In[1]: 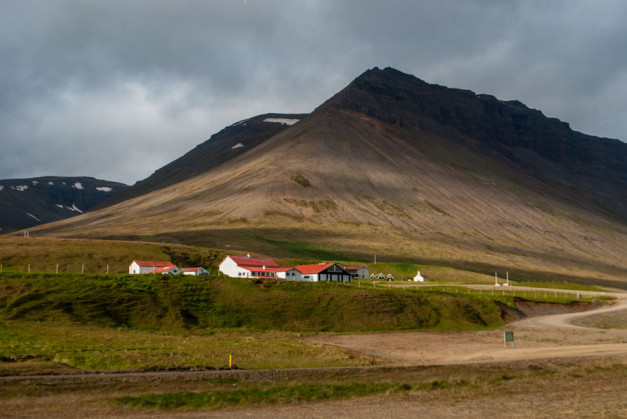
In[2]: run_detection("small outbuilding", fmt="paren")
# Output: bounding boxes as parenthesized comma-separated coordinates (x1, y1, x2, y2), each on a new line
(181, 267, 210, 276)
(129, 260, 177, 274)
(343, 265, 370, 279)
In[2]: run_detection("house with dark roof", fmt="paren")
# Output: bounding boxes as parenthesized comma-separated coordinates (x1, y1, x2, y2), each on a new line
(290, 263, 352, 282)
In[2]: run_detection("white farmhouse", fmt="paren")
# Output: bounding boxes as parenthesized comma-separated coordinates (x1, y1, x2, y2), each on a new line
(219, 255, 280, 279)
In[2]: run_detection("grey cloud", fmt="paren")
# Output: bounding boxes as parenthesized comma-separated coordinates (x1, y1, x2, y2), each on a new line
(1, 0, 625, 184)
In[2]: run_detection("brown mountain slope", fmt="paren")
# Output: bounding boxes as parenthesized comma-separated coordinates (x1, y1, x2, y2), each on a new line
(24, 68, 627, 284)
(97, 113, 307, 209)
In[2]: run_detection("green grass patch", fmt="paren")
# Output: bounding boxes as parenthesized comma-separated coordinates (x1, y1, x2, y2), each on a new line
(114, 382, 398, 410)
(0, 320, 366, 370)
(252, 236, 357, 262)
(0, 273, 504, 334)
(291, 175, 311, 187)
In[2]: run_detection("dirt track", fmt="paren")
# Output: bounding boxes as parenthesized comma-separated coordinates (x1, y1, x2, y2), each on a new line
(304, 291, 627, 366)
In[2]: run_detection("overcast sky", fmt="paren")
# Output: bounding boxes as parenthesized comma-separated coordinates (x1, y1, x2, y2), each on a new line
(1, 0, 626, 185)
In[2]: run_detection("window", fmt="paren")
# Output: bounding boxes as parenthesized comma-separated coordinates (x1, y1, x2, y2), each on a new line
(304, 275, 310, 279)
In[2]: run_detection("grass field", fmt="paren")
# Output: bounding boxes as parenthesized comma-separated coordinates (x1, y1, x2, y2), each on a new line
(0, 269, 609, 372)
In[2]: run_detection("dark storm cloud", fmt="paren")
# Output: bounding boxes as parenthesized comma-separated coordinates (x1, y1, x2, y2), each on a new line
(1, 0, 625, 184)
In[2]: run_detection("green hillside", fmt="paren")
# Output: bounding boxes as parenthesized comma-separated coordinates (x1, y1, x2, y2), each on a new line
(0, 273, 503, 333)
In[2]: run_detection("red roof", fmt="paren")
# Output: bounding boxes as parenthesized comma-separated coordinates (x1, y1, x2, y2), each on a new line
(228, 255, 279, 268)
(295, 263, 335, 275)
(133, 260, 174, 268)
(153, 266, 178, 273)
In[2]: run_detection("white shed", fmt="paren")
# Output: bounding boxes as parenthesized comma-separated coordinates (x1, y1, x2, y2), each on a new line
(129, 260, 176, 274)
(181, 267, 210, 276)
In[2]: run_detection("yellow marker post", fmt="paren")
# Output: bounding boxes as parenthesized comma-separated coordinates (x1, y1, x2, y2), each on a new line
(229, 354, 232, 368)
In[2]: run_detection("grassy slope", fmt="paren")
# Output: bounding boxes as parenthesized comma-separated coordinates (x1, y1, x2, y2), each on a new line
(0, 271, 504, 371)
(0, 237, 226, 274)
(0, 273, 503, 333)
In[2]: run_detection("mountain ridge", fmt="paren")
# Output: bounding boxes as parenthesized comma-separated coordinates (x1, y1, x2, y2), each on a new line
(0, 176, 128, 233)
(19, 67, 627, 283)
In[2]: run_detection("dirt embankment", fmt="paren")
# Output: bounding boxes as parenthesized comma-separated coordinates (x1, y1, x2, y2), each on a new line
(496, 298, 601, 322)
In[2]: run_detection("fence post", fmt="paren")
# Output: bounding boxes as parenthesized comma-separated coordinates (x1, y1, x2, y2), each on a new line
(81, 264, 84, 274)
(56, 264, 59, 274)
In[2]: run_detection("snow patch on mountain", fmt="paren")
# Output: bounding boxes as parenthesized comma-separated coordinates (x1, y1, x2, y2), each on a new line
(26, 213, 41, 222)
(231, 118, 250, 127)
(73, 182, 84, 190)
(96, 186, 113, 192)
(12, 185, 28, 191)
(263, 118, 300, 125)
(66, 204, 83, 213)
(232, 143, 245, 149)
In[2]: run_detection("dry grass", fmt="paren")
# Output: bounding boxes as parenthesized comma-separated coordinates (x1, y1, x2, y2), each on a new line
(0, 358, 624, 418)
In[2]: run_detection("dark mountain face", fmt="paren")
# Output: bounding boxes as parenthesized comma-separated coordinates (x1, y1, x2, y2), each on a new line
(0, 176, 128, 233)
(328, 67, 627, 221)
(99, 113, 307, 208)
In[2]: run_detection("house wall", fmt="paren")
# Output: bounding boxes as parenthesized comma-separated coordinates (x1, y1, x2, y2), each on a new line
(283, 269, 300, 281)
(355, 266, 369, 279)
(183, 268, 209, 276)
(319, 271, 351, 282)
(219, 257, 246, 278)
(129, 262, 161, 274)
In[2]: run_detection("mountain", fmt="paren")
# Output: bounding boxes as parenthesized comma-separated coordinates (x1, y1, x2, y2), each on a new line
(22, 68, 627, 284)
(0, 176, 128, 233)
(98, 113, 307, 208)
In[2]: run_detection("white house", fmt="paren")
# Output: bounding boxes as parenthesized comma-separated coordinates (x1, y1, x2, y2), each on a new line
(291, 263, 352, 282)
(344, 265, 370, 279)
(219, 255, 280, 279)
(412, 270, 428, 282)
(129, 260, 178, 274)
(181, 267, 210, 276)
